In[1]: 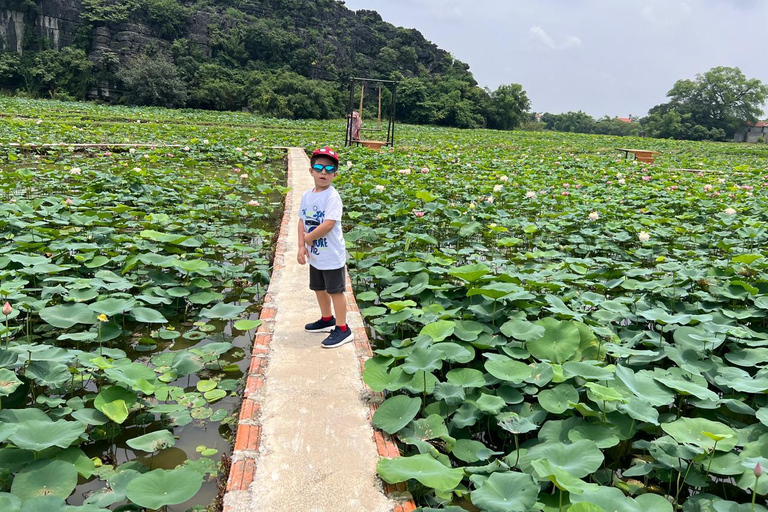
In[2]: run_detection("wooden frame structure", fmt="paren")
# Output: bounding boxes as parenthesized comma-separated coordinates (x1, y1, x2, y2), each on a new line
(345, 77, 397, 149)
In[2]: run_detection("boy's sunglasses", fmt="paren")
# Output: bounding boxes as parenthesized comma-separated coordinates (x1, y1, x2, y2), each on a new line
(311, 164, 337, 173)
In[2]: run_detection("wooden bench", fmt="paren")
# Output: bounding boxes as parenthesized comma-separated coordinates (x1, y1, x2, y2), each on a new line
(357, 140, 387, 150)
(616, 148, 659, 164)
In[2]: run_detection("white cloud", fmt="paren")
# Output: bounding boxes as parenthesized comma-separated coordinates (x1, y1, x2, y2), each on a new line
(528, 26, 581, 50)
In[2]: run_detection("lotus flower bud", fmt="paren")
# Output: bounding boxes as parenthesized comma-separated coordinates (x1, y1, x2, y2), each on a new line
(2, 302, 11, 316)
(756, 462, 763, 477)
(65, 197, 73, 206)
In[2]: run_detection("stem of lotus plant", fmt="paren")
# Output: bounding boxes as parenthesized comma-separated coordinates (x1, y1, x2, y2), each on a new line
(705, 442, 718, 483)
(513, 434, 520, 468)
(752, 472, 761, 512)
(559, 488, 563, 512)
(674, 458, 693, 505)
(98, 323, 103, 356)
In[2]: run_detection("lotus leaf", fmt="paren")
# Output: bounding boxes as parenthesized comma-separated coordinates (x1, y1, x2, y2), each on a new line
(378, 454, 464, 492)
(661, 417, 738, 451)
(126, 430, 175, 452)
(469, 471, 538, 512)
(538, 383, 579, 414)
(531, 458, 598, 493)
(0, 369, 22, 396)
(9, 420, 85, 451)
(570, 486, 673, 512)
(125, 467, 203, 509)
(11, 459, 78, 502)
(483, 356, 531, 383)
(528, 318, 581, 363)
(39, 304, 97, 328)
(373, 395, 422, 434)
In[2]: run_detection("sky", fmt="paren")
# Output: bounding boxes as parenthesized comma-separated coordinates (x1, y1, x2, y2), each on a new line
(342, 0, 768, 119)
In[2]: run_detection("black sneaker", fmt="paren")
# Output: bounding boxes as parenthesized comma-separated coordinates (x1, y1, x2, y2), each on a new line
(321, 327, 353, 349)
(305, 317, 336, 333)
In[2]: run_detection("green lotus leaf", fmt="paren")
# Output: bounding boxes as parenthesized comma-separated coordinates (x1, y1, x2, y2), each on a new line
(661, 417, 738, 451)
(204, 389, 227, 402)
(233, 319, 262, 331)
(199, 302, 247, 319)
(528, 317, 580, 363)
(563, 361, 614, 381)
(446, 368, 486, 388)
(196, 380, 217, 392)
(484, 356, 531, 383)
(419, 321, 455, 342)
(94, 386, 137, 424)
(54, 447, 95, 478)
(522, 440, 603, 478)
(11, 459, 78, 502)
(130, 307, 168, 323)
(125, 467, 203, 509)
(538, 383, 579, 414)
(89, 298, 136, 316)
(500, 318, 545, 342)
(467, 282, 523, 300)
(9, 420, 85, 451)
(570, 486, 673, 512)
(187, 291, 223, 305)
(475, 393, 506, 415)
(372, 395, 422, 434)
(0, 369, 23, 396)
(402, 347, 443, 374)
(0, 493, 20, 512)
(39, 303, 98, 328)
(452, 439, 493, 463)
(568, 504, 607, 512)
(470, 471, 538, 512)
(448, 263, 490, 283)
(126, 430, 175, 452)
(531, 458, 598, 494)
(434, 342, 475, 364)
(568, 423, 621, 449)
(377, 454, 463, 492)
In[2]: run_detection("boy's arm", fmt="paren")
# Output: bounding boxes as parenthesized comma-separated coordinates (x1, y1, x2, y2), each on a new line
(297, 219, 308, 265)
(303, 220, 336, 243)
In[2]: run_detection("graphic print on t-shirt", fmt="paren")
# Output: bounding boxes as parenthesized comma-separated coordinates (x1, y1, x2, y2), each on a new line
(303, 205, 328, 255)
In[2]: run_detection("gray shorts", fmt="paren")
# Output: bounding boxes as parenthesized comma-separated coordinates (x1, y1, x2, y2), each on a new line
(309, 265, 346, 294)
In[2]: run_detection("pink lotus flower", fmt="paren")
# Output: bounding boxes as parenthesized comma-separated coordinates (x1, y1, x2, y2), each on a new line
(412, 209, 425, 217)
(248, 200, 260, 206)
(2, 302, 11, 316)
(618, 178, 626, 185)
(525, 191, 536, 198)
(375, 185, 385, 192)
(493, 184, 503, 192)
(421, 167, 429, 174)
(642, 176, 651, 181)
(69, 167, 82, 175)
(575, 184, 583, 189)
(563, 183, 570, 188)
(588, 211, 599, 221)
(65, 197, 73, 206)
(704, 184, 713, 191)
(398, 169, 411, 175)
(561, 191, 570, 196)
(724, 207, 736, 215)
(233, 168, 241, 173)
(104, 152, 112, 156)
(500, 175, 508, 182)
(756, 462, 763, 477)
(240, 174, 249, 179)
(638, 231, 650, 242)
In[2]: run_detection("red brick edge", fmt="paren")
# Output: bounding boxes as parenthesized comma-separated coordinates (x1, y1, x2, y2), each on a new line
(223, 150, 295, 508)
(345, 273, 418, 512)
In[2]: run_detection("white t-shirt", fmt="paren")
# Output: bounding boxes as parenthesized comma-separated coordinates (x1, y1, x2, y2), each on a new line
(299, 186, 347, 270)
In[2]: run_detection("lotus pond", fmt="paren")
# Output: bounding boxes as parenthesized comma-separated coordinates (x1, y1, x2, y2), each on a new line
(338, 131, 768, 511)
(0, 98, 336, 512)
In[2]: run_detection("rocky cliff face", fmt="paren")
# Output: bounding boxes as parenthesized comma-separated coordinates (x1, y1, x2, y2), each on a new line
(0, 0, 81, 53)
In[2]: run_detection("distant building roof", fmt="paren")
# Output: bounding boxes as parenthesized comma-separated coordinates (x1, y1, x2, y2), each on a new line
(617, 117, 632, 123)
(754, 121, 768, 127)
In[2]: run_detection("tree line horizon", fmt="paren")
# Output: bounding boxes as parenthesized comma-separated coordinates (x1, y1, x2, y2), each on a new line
(0, 0, 765, 141)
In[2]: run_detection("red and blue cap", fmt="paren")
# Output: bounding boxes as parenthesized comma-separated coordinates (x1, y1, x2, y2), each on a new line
(311, 146, 339, 165)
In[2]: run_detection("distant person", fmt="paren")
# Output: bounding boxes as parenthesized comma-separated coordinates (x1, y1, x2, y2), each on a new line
(351, 111, 362, 140)
(297, 146, 352, 348)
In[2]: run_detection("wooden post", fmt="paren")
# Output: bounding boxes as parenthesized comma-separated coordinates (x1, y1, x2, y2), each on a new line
(359, 84, 364, 125)
(377, 86, 382, 131)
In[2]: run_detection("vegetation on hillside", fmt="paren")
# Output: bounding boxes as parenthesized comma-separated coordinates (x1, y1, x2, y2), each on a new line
(0, 0, 530, 129)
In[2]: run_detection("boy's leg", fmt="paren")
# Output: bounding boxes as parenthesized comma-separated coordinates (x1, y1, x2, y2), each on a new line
(329, 292, 347, 327)
(314, 290, 333, 318)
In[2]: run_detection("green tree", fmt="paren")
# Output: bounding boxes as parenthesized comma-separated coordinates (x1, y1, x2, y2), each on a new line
(486, 83, 530, 130)
(117, 54, 187, 107)
(646, 66, 768, 139)
(541, 111, 596, 133)
(19, 48, 93, 99)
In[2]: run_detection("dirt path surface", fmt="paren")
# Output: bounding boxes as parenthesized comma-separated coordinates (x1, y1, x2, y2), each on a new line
(223, 148, 394, 512)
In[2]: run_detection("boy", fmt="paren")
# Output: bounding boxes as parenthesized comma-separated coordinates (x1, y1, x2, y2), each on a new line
(297, 146, 352, 349)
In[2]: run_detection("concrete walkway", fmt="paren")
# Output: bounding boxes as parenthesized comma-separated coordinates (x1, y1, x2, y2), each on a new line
(224, 148, 395, 511)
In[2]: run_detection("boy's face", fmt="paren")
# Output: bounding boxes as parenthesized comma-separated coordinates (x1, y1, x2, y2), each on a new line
(309, 155, 338, 188)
